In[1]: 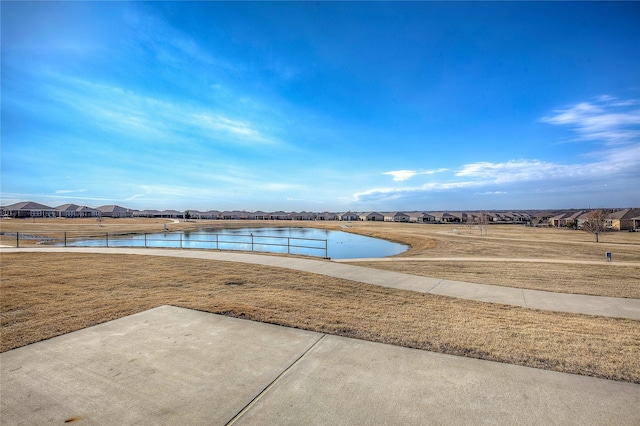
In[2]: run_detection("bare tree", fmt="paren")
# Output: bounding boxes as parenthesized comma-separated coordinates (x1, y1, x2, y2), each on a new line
(582, 209, 609, 243)
(479, 211, 488, 236)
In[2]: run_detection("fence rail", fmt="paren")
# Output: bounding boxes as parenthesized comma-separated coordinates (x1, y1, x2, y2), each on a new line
(1, 231, 329, 258)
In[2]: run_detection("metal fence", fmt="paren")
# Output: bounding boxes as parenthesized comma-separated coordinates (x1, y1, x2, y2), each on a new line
(3, 231, 329, 258)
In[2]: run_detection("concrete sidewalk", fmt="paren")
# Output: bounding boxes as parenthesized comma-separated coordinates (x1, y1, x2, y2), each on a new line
(2, 247, 639, 320)
(2, 305, 638, 425)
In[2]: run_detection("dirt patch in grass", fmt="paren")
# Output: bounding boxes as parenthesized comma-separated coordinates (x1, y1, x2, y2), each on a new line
(2, 252, 639, 383)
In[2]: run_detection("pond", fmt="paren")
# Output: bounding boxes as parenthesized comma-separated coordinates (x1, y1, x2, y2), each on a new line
(64, 227, 408, 259)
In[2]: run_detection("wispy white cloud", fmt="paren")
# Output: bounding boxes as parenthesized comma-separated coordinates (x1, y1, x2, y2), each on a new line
(383, 168, 447, 181)
(383, 170, 417, 182)
(355, 97, 640, 205)
(192, 114, 268, 142)
(474, 191, 507, 195)
(41, 75, 278, 148)
(541, 96, 640, 144)
(353, 180, 481, 202)
(125, 193, 147, 202)
(55, 189, 86, 194)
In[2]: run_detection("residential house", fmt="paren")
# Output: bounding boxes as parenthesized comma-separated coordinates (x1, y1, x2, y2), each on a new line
(384, 212, 410, 222)
(549, 213, 565, 227)
(56, 204, 100, 218)
(607, 208, 640, 231)
(269, 211, 291, 220)
(511, 212, 531, 223)
(133, 209, 161, 218)
(429, 212, 461, 223)
(2, 201, 57, 218)
(338, 212, 359, 221)
(408, 212, 435, 223)
(463, 212, 481, 223)
(202, 210, 221, 219)
(558, 211, 583, 227)
(575, 211, 593, 229)
(531, 211, 554, 227)
(485, 212, 503, 223)
(222, 210, 249, 220)
(291, 211, 315, 220)
(159, 210, 184, 218)
(96, 205, 133, 218)
(316, 212, 338, 221)
(249, 211, 268, 220)
(359, 212, 384, 221)
(187, 210, 205, 219)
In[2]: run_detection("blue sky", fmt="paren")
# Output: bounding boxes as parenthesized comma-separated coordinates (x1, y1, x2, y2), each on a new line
(2, 1, 639, 212)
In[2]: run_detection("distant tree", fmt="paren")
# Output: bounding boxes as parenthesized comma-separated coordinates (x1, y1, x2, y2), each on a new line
(479, 211, 488, 236)
(566, 220, 578, 230)
(465, 214, 474, 234)
(582, 209, 610, 243)
(184, 210, 191, 220)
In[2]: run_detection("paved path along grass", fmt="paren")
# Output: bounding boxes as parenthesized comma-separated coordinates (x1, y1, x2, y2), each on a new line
(3, 248, 640, 424)
(2, 305, 639, 425)
(3, 247, 639, 320)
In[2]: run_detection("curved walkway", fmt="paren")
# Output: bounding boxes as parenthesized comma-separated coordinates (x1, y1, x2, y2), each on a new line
(2, 247, 639, 320)
(340, 256, 640, 267)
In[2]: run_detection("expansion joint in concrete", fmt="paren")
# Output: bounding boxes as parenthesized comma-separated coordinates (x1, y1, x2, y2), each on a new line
(427, 279, 444, 293)
(225, 333, 327, 425)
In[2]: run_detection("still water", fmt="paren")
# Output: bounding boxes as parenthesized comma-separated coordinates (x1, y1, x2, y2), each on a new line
(67, 227, 407, 259)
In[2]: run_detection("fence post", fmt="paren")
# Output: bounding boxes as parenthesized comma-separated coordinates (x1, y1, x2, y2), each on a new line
(16, 232, 19, 248)
(106, 233, 109, 247)
(144, 233, 147, 248)
(325, 239, 328, 259)
(216, 234, 218, 250)
(251, 233, 254, 252)
(287, 237, 290, 254)
(180, 232, 182, 248)
(64, 232, 67, 247)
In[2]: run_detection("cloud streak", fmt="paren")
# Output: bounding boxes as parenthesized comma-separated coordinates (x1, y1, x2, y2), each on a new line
(541, 96, 640, 145)
(383, 168, 448, 182)
(355, 97, 640, 205)
(43, 76, 277, 148)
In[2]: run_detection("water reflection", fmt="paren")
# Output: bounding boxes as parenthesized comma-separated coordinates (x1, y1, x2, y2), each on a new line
(65, 227, 407, 259)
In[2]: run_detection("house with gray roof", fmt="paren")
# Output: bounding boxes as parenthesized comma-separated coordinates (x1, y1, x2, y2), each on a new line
(249, 211, 268, 220)
(221, 210, 249, 220)
(268, 211, 290, 220)
(56, 204, 100, 218)
(2, 201, 57, 218)
(429, 212, 461, 223)
(384, 212, 410, 222)
(291, 211, 315, 220)
(338, 212, 359, 221)
(316, 212, 338, 221)
(407, 212, 435, 223)
(96, 205, 133, 218)
(359, 212, 384, 221)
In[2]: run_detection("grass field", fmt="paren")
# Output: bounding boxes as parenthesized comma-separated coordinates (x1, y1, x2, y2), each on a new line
(1, 218, 639, 383)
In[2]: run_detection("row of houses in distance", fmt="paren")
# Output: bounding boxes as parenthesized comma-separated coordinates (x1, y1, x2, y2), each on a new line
(2, 201, 639, 230)
(543, 209, 640, 232)
(1, 202, 120, 218)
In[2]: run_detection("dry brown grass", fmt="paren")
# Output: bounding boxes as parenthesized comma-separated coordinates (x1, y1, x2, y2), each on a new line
(346, 261, 640, 298)
(2, 252, 639, 383)
(2, 218, 639, 383)
(6, 219, 637, 298)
